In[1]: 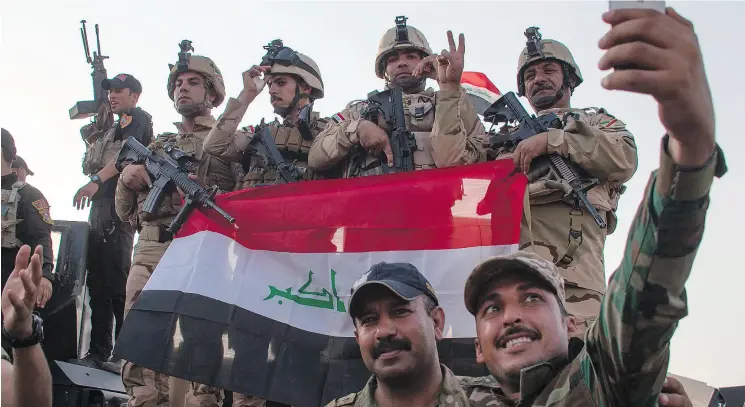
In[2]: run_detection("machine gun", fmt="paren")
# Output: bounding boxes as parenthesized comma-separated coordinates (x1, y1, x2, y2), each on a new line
(362, 87, 416, 173)
(484, 91, 607, 229)
(69, 20, 110, 121)
(244, 124, 307, 185)
(116, 137, 236, 235)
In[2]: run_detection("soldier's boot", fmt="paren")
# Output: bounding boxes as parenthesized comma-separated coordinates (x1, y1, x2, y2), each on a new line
(121, 361, 170, 407)
(183, 382, 224, 407)
(564, 285, 602, 338)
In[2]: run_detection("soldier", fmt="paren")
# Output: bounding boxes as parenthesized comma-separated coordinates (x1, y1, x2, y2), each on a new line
(307, 17, 487, 177)
(72, 73, 151, 369)
(10, 155, 33, 182)
(115, 52, 234, 407)
(462, 6, 724, 406)
(203, 42, 333, 407)
(490, 27, 638, 334)
(203, 40, 340, 191)
(325, 262, 497, 407)
(2, 129, 55, 357)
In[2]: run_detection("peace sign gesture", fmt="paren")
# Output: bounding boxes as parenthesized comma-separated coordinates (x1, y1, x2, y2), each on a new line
(436, 30, 466, 91)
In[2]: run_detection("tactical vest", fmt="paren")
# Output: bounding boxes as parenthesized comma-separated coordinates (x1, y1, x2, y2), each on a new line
(82, 125, 122, 175)
(351, 89, 437, 178)
(136, 128, 236, 230)
(238, 113, 333, 189)
(2, 181, 26, 249)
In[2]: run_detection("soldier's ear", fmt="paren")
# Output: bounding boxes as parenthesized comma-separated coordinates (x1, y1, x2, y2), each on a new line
(431, 306, 445, 341)
(564, 315, 578, 336)
(474, 338, 485, 364)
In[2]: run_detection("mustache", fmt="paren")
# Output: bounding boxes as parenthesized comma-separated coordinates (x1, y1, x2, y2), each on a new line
(532, 84, 554, 96)
(372, 337, 411, 359)
(270, 95, 283, 102)
(495, 325, 541, 348)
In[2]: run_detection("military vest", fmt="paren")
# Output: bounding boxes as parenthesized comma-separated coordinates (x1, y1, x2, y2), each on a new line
(135, 118, 236, 229)
(495, 107, 626, 234)
(1, 181, 26, 249)
(350, 89, 437, 178)
(82, 124, 120, 175)
(237, 112, 334, 189)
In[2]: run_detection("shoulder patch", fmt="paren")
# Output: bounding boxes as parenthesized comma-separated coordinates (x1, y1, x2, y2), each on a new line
(331, 113, 346, 124)
(598, 117, 627, 130)
(31, 199, 54, 225)
(326, 392, 357, 407)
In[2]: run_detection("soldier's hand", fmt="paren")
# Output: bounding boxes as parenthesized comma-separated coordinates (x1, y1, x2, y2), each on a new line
(512, 133, 548, 174)
(73, 181, 99, 210)
(412, 55, 439, 81)
(1, 245, 43, 340)
(242, 65, 271, 96)
(358, 120, 394, 167)
(435, 31, 466, 92)
(659, 376, 693, 407)
(36, 277, 53, 308)
(599, 7, 715, 166)
(121, 164, 152, 191)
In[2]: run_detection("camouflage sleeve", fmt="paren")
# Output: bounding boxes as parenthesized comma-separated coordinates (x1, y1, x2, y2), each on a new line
(546, 110, 638, 183)
(307, 102, 367, 172)
(18, 186, 54, 281)
(430, 88, 488, 167)
(114, 177, 138, 224)
(584, 136, 724, 407)
(203, 97, 253, 163)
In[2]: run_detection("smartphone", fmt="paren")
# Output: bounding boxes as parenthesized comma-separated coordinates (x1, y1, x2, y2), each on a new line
(609, 0, 665, 13)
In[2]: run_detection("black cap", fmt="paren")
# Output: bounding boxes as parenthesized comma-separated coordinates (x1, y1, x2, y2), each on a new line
(349, 262, 439, 317)
(1, 128, 16, 162)
(102, 73, 142, 93)
(10, 155, 33, 175)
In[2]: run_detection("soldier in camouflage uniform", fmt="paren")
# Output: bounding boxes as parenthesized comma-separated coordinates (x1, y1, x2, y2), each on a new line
(490, 28, 638, 335)
(462, 7, 725, 406)
(308, 17, 487, 177)
(325, 262, 498, 407)
(115, 53, 236, 407)
(204, 43, 340, 192)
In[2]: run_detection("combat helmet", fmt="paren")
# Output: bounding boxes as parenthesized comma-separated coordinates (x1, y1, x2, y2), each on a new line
(516, 27, 583, 97)
(261, 40, 324, 100)
(375, 16, 433, 79)
(167, 40, 226, 108)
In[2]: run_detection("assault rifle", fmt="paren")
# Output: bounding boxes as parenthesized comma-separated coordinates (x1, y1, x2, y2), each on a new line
(484, 91, 607, 229)
(244, 124, 307, 185)
(69, 20, 110, 121)
(116, 137, 236, 235)
(362, 87, 416, 173)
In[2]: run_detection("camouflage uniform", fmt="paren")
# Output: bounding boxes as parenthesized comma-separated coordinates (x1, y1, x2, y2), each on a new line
(465, 137, 725, 406)
(115, 55, 236, 407)
(492, 35, 638, 334)
(325, 365, 497, 407)
(307, 19, 487, 177)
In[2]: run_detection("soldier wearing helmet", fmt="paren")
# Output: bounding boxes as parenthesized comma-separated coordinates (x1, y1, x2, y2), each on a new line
(115, 42, 236, 407)
(308, 16, 487, 177)
(490, 27, 638, 336)
(204, 40, 343, 190)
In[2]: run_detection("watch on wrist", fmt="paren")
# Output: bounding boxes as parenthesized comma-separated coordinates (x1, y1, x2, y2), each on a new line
(90, 174, 103, 186)
(2, 314, 44, 349)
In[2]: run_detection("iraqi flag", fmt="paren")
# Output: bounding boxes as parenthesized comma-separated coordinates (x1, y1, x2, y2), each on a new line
(114, 160, 527, 407)
(461, 71, 502, 116)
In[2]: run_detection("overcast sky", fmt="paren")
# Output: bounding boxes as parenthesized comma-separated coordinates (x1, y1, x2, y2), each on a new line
(1, 0, 743, 388)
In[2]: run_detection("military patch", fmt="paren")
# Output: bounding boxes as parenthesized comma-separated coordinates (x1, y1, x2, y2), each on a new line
(331, 113, 346, 124)
(120, 114, 132, 129)
(115, 74, 129, 81)
(31, 199, 53, 225)
(599, 118, 626, 130)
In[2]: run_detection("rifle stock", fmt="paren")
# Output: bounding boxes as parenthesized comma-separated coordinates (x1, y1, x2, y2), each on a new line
(485, 91, 607, 229)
